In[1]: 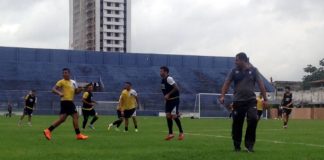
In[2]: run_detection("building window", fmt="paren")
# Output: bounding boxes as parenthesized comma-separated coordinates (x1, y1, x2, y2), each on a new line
(115, 26, 119, 29)
(107, 47, 111, 51)
(115, 18, 119, 22)
(115, 48, 119, 52)
(115, 10, 120, 14)
(107, 40, 112, 44)
(107, 10, 111, 14)
(107, 25, 111, 29)
(107, 2, 111, 6)
(115, 3, 120, 7)
(115, 40, 120, 44)
(107, 17, 111, 21)
(107, 32, 111, 36)
(115, 33, 120, 37)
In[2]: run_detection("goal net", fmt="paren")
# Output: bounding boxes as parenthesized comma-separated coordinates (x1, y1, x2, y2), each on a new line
(76, 101, 119, 115)
(194, 93, 233, 118)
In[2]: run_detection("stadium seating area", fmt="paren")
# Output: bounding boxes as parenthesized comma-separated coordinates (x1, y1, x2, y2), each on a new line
(0, 47, 274, 116)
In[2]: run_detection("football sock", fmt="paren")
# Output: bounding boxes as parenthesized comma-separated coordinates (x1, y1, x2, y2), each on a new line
(75, 128, 81, 134)
(48, 125, 56, 132)
(174, 117, 183, 133)
(90, 116, 98, 125)
(167, 118, 173, 134)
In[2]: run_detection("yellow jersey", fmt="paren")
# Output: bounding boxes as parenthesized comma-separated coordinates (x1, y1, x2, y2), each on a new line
(117, 89, 130, 110)
(55, 79, 77, 101)
(256, 96, 263, 111)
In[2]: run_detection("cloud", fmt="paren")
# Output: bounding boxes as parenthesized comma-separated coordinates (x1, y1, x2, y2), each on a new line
(131, 0, 324, 81)
(0, 0, 323, 81)
(0, 0, 69, 49)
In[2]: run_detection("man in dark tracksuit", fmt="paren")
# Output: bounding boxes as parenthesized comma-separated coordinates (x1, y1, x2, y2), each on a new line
(220, 52, 268, 152)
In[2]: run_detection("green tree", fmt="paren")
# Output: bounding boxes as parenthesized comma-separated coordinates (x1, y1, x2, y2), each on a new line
(302, 58, 324, 89)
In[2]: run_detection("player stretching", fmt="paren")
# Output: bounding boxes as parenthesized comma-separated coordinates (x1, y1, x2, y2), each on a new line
(19, 90, 37, 126)
(282, 86, 293, 129)
(160, 66, 184, 141)
(43, 68, 88, 140)
(220, 52, 268, 152)
(82, 84, 99, 130)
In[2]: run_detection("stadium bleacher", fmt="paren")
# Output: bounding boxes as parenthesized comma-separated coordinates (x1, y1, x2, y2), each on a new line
(0, 46, 274, 116)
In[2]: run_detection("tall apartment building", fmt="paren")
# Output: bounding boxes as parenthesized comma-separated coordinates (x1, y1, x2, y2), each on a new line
(69, 0, 131, 52)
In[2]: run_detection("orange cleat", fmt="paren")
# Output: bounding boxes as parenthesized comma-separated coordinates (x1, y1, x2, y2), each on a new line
(43, 129, 52, 140)
(76, 133, 88, 140)
(178, 133, 184, 140)
(164, 134, 175, 141)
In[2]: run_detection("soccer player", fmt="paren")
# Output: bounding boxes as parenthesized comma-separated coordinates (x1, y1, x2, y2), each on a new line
(82, 84, 99, 130)
(124, 82, 138, 132)
(256, 93, 264, 121)
(160, 66, 184, 141)
(6, 101, 13, 118)
(43, 68, 88, 140)
(107, 86, 129, 131)
(282, 86, 293, 129)
(130, 89, 139, 132)
(19, 90, 37, 126)
(220, 52, 268, 152)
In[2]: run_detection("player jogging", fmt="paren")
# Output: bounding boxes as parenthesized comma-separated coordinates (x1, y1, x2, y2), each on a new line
(160, 66, 184, 141)
(82, 83, 99, 130)
(220, 52, 268, 152)
(19, 90, 37, 126)
(43, 68, 88, 140)
(282, 86, 293, 129)
(256, 93, 264, 121)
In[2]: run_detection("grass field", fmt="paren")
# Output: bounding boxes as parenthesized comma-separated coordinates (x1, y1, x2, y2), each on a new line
(1, 115, 324, 160)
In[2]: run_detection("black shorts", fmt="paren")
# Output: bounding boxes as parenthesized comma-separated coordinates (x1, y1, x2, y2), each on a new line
(24, 107, 33, 116)
(60, 101, 77, 115)
(124, 108, 136, 118)
(282, 108, 292, 115)
(117, 110, 123, 118)
(165, 99, 180, 113)
(257, 110, 263, 118)
(82, 109, 96, 117)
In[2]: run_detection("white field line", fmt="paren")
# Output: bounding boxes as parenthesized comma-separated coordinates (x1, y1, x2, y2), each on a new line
(166, 132, 324, 148)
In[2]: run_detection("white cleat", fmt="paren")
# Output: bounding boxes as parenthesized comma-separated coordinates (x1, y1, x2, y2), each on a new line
(89, 125, 95, 130)
(27, 122, 32, 127)
(107, 123, 113, 131)
(134, 129, 138, 132)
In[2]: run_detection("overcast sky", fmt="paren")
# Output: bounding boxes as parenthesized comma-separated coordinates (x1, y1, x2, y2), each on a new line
(1, 0, 323, 81)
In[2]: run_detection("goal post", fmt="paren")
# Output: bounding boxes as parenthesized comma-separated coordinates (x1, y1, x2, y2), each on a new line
(194, 93, 233, 118)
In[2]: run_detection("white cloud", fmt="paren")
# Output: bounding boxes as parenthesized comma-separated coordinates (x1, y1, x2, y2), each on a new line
(0, 0, 323, 81)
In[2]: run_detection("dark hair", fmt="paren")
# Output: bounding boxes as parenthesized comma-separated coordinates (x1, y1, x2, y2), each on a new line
(31, 89, 36, 93)
(86, 83, 93, 88)
(236, 52, 249, 63)
(160, 66, 169, 73)
(125, 82, 132, 86)
(62, 68, 70, 73)
(285, 86, 291, 90)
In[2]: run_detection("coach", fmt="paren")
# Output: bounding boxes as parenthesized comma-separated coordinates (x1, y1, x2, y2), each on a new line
(219, 52, 268, 152)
